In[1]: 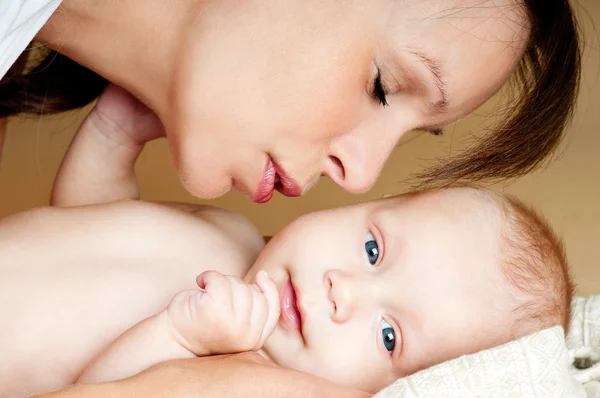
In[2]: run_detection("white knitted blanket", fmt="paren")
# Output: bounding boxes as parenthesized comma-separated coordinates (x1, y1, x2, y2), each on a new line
(374, 296, 600, 398)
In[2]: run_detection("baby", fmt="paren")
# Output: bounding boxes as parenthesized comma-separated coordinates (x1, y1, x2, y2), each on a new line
(0, 92, 573, 396)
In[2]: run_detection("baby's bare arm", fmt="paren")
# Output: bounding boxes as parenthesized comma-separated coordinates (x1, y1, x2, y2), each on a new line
(39, 353, 372, 398)
(79, 270, 279, 384)
(78, 312, 195, 384)
(49, 86, 263, 253)
(51, 84, 164, 206)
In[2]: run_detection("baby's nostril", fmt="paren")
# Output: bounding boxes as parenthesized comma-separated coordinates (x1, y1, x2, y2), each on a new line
(329, 156, 345, 180)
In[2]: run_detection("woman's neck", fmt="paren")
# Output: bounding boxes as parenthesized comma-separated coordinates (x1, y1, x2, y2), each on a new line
(35, 0, 195, 115)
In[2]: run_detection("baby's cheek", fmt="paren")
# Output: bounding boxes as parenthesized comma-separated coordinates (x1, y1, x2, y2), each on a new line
(298, 345, 392, 393)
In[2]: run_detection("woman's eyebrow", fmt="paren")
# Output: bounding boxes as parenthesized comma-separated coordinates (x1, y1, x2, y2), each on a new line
(408, 50, 449, 115)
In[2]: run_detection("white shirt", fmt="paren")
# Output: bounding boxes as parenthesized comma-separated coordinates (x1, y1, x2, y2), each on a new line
(0, 0, 62, 79)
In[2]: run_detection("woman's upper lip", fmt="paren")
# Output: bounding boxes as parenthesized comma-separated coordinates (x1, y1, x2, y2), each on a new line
(272, 158, 302, 197)
(252, 157, 302, 203)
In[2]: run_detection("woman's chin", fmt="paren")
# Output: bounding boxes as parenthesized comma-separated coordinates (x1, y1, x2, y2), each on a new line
(177, 169, 233, 199)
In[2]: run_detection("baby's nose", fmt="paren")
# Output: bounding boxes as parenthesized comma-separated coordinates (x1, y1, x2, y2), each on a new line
(324, 270, 357, 323)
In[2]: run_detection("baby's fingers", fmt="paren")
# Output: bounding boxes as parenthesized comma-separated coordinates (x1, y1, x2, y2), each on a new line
(196, 270, 231, 302)
(254, 271, 280, 348)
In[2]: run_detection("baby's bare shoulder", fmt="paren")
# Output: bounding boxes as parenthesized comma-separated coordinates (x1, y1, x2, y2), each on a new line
(153, 201, 264, 254)
(0, 200, 264, 277)
(107, 200, 265, 273)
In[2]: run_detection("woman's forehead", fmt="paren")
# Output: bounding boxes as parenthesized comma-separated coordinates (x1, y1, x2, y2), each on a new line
(383, 0, 529, 123)
(387, 0, 529, 58)
(393, 0, 527, 20)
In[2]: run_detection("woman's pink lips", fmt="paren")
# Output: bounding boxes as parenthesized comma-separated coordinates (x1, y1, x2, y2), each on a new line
(253, 157, 302, 202)
(253, 159, 276, 203)
(280, 278, 304, 339)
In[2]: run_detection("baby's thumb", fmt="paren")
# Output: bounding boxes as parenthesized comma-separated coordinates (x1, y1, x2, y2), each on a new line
(255, 271, 280, 347)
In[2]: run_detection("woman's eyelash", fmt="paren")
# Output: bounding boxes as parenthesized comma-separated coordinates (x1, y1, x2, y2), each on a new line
(372, 70, 389, 108)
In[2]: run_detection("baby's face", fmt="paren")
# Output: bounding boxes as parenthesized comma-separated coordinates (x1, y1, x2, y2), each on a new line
(245, 188, 517, 392)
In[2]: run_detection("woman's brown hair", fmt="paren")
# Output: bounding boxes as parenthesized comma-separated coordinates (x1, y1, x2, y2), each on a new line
(0, 46, 108, 117)
(418, 0, 581, 186)
(0, 0, 581, 185)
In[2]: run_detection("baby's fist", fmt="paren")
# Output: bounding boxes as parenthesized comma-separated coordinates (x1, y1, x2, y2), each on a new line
(167, 271, 280, 356)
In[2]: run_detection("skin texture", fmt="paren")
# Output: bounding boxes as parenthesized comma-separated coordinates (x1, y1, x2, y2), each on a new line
(38, 0, 529, 200)
(246, 188, 518, 392)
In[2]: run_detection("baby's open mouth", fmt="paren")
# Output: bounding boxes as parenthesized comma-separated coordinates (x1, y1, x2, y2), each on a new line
(280, 277, 304, 341)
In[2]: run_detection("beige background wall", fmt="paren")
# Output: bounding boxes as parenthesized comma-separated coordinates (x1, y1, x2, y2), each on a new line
(1, 1, 599, 295)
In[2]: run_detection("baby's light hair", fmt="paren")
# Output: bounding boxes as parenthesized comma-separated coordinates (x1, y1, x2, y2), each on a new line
(387, 185, 573, 338)
(490, 192, 574, 337)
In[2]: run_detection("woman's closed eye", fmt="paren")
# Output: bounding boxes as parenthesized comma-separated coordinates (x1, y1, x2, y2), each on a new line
(365, 231, 380, 265)
(371, 68, 389, 107)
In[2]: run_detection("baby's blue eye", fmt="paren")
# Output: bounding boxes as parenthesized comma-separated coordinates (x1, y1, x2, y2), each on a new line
(365, 232, 379, 265)
(380, 319, 395, 353)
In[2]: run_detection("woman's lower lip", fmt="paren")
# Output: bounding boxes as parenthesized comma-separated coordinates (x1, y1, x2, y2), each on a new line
(274, 182, 302, 197)
(280, 278, 303, 338)
(253, 159, 276, 203)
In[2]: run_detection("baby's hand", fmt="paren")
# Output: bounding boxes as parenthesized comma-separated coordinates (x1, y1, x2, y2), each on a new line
(51, 84, 165, 206)
(93, 84, 165, 146)
(166, 270, 280, 356)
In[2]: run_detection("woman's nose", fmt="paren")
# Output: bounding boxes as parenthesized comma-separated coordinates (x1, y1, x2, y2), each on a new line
(323, 132, 392, 194)
(325, 269, 358, 323)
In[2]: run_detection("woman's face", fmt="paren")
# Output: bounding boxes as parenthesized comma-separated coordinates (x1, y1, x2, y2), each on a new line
(168, 0, 528, 201)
